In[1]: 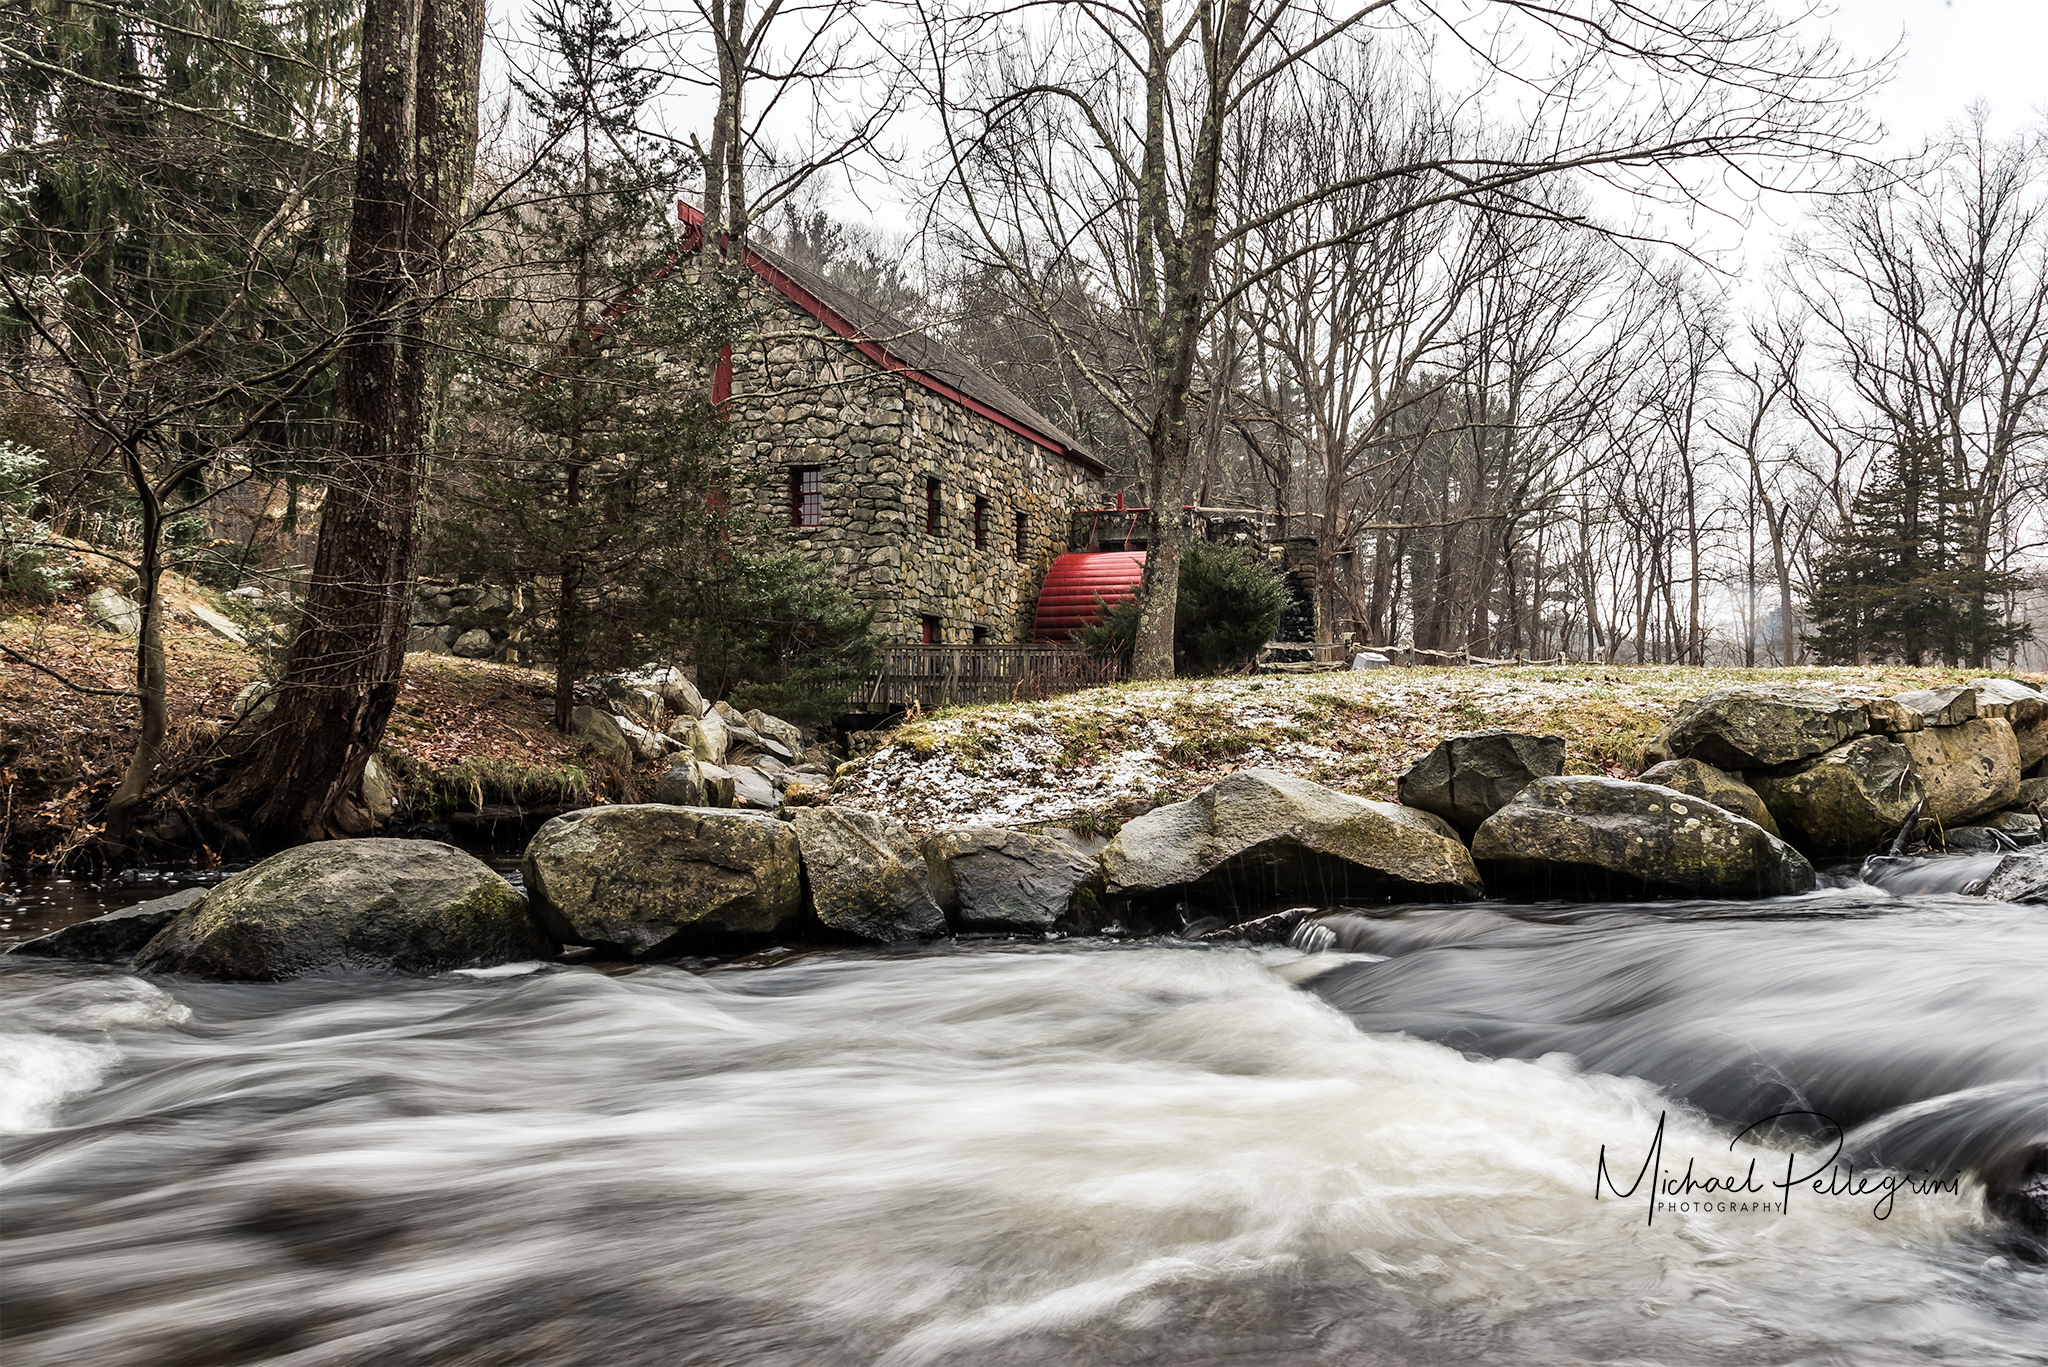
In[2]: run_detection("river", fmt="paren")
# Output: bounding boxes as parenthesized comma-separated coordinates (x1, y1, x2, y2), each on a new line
(2, 863, 2044, 1366)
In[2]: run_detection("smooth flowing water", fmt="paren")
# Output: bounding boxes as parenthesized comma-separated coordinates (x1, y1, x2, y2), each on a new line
(3, 871, 2045, 1366)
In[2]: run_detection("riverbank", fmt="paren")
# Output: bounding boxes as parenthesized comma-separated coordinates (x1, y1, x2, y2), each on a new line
(1, 574, 640, 863)
(6, 568, 2040, 863)
(829, 663, 2031, 831)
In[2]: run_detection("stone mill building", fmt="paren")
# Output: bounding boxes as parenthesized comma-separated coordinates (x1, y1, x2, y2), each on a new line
(679, 204, 1108, 645)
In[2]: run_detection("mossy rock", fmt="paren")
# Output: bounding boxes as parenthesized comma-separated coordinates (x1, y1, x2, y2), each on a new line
(134, 840, 549, 981)
(1753, 736, 1924, 857)
(1099, 768, 1483, 912)
(792, 807, 946, 942)
(1640, 757, 1780, 838)
(921, 825, 1105, 934)
(1472, 776, 1814, 900)
(523, 804, 802, 954)
(1899, 718, 2021, 826)
(1646, 686, 1869, 770)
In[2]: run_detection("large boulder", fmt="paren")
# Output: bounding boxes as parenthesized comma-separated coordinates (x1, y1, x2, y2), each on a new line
(1895, 685, 1977, 727)
(570, 705, 632, 765)
(1899, 718, 2022, 826)
(7, 887, 208, 962)
(1639, 757, 1780, 837)
(522, 805, 801, 954)
(472, 585, 515, 617)
(614, 714, 675, 762)
(451, 628, 496, 658)
(921, 826, 1104, 933)
(1646, 686, 1868, 770)
(2014, 775, 2048, 812)
(745, 709, 805, 755)
(1972, 679, 2048, 769)
(1966, 677, 2039, 720)
(1470, 776, 1815, 900)
(177, 600, 245, 644)
(1978, 850, 2048, 904)
(653, 759, 708, 807)
(724, 719, 792, 761)
(1396, 730, 1565, 837)
(1860, 696, 1925, 736)
(791, 808, 946, 941)
(1099, 769, 1483, 909)
(727, 764, 780, 810)
(666, 673, 707, 720)
(622, 665, 704, 720)
(696, 762, 737, 807)
(1753, 736, 1925, 856)
(672, 714, 730, 765)
(134, 841, 547, 980)
(86, 586, 142, 636)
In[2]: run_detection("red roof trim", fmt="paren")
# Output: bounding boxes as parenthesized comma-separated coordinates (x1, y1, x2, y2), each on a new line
(678, 202, 1104, 475)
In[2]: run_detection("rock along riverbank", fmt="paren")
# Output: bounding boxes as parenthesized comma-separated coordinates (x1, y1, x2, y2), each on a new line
(12, 677, 2046, 979)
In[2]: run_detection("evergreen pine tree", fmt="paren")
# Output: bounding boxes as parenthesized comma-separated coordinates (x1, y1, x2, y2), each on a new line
(0, 0, 357, 840)
(1804, 436, 2033, 665)
(436, 0, 738, 730)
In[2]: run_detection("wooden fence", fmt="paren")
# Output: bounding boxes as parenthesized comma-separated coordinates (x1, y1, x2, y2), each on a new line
(858, 645, 1122, 711)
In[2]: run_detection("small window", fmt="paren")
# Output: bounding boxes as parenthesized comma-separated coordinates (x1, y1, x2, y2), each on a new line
(790, 466, 822, 527)
(1014, 511, 1029, 558)
(974, 495, 988, 550)
(925, 477, 941, 535)
(921, 615, 939, 645)
(972, 625, 990, 645)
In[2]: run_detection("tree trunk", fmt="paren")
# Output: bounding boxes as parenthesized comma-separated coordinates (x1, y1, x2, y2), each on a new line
(1127, 0, 1251, 681)
(103, 441, 165, 841)
(555, 548, 583, 733)
(222, 0, 484, 837)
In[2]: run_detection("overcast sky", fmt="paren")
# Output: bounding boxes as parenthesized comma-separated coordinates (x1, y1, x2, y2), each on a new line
(603, 0, 2048, 261)
(1855, 0, 2047, 147)
(1665, 0, 2048, 292)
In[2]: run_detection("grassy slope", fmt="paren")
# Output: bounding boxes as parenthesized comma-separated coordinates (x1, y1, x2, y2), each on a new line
(829, 663, 2045, 834)
(1, 570, 636, 858)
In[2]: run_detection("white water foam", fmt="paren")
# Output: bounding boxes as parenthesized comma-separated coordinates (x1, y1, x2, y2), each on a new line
(0, 975, 189, 1137)
(3, 946, 2022, 1367)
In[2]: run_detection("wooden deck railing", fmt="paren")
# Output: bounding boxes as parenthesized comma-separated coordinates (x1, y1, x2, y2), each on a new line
(859, 644, 1122, 711)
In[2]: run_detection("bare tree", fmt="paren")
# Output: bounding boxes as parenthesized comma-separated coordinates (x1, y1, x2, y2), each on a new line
(920, 0, 1876, 678)
(1784, 111, 2048, 666)
(1232, 55, 1477, 650)
(667, 0, 903, 270)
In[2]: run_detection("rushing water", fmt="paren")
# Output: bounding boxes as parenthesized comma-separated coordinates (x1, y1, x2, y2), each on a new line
(3, 871, 2046, 1366)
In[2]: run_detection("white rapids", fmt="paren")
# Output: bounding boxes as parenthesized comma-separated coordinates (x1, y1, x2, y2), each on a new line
(3, 912, 2042, 1366)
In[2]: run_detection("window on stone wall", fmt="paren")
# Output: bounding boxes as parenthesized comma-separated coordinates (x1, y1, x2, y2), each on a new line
(921, 615, 939, 645)
(790, 466, 822, 527)
(974, 495, 988, 550)
(972, 625, 990, 645)
(1014, 511, 1028, 558)
(924, 477, 941, 535)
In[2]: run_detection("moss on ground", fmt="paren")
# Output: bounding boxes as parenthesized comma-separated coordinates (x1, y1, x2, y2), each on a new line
(830, 662, 2042, 834)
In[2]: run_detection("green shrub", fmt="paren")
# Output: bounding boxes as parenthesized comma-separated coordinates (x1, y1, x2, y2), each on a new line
(0, 443, 69, 601)
(1080, 539, 1289, 676)
(684, 549, 880, 730)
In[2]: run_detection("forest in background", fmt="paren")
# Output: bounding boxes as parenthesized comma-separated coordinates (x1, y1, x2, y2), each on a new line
(2, 0, 2044, 851)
